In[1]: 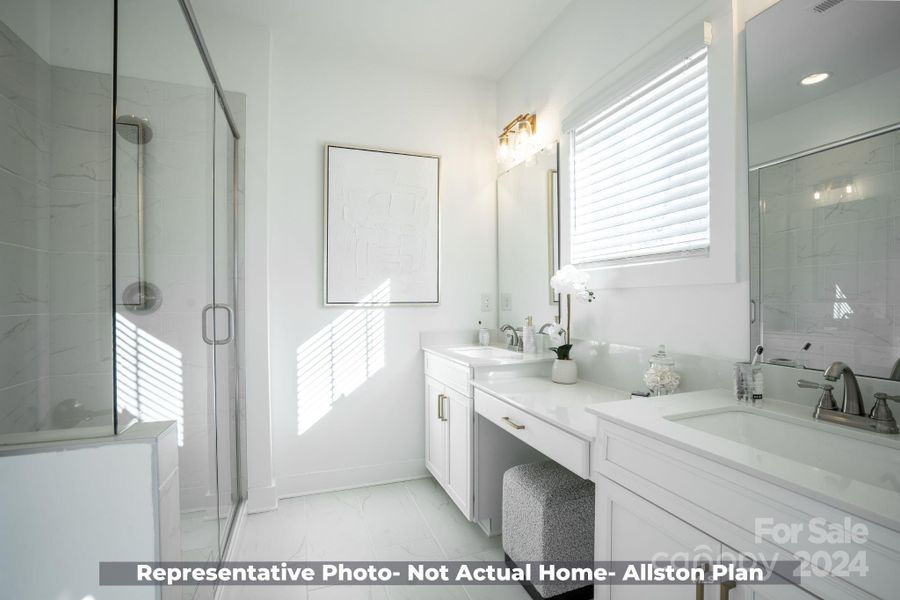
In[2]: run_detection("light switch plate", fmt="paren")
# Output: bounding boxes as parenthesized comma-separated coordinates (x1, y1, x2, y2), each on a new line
(480, 293, 492, 312)
(500, 293, 512, 311)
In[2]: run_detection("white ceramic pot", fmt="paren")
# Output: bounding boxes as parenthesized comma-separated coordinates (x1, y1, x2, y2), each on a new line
(551, 359, 577, 384)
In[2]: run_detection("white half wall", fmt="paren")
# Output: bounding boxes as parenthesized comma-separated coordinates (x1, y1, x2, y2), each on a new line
(0, 443, 158, 600)
(497, 0, 778, 360)
(265, 42, 497, 497)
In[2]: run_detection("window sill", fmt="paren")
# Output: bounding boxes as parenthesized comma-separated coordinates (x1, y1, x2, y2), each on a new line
(580, 248, 735, 290)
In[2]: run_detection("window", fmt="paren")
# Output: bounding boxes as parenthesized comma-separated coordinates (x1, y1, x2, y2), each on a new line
(569, 46, 710, 266)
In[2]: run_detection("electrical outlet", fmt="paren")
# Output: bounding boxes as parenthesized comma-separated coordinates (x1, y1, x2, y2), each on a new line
(480, 293, 493, 312)
(501, 293, 512, 311)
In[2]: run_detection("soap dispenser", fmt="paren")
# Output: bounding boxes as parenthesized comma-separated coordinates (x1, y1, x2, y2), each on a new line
(522, 316, 536, 353)
(478, 321, 490, 346)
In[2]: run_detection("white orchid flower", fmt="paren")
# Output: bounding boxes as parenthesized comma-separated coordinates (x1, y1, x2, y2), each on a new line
(549, 265, 595, 347)
(550, 264, 591, 294)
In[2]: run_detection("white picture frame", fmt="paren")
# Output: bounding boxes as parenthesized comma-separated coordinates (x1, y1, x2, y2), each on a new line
(324, 144, 441, 306)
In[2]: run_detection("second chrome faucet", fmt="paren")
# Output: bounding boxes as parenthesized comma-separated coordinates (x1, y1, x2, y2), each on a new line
(798, 361, 900, 434)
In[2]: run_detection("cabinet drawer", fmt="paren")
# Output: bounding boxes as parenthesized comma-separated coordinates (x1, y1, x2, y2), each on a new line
(424, 352, 471, 395)
(474, 389, 589, 477)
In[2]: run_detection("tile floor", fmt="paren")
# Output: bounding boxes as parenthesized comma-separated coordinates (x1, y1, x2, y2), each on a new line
(221, 477, 531, 600)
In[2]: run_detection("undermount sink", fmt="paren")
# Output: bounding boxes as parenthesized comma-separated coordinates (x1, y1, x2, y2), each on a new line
(668, 409, 900, 493)
(448, 346, 523, 359)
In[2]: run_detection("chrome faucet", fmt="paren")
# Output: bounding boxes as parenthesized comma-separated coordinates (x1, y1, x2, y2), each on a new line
(823, 361, 864, 416)
(499, 324, 520, 351)
(890, 357, 900, 381)
(797, 361, 900, 434)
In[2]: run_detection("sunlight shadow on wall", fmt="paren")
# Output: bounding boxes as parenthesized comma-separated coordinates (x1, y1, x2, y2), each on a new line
(296, 280, 390, 436)
(116, 313, 185, 445)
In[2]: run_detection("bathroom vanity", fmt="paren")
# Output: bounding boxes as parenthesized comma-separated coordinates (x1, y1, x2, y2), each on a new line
(588, 391, 900, 600)
(422, 345, 554, 521)
(422, 345, 630, 535)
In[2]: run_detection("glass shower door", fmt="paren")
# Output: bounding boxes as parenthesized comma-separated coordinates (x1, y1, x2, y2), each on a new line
(114, 0, 241, 585)
(212, 97, 240, 549)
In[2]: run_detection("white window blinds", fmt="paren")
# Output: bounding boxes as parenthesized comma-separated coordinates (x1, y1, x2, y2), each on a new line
(570, 46, 710, 266)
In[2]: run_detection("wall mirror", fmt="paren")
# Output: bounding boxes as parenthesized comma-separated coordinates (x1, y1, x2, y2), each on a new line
(747, 0, 900, 379)
(497, 144, 561, 329)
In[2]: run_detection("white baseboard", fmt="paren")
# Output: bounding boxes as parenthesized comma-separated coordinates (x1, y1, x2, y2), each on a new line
(246, 483, 279, 514)
(277, 459, 427, 499)
(179, 485, 217, 513)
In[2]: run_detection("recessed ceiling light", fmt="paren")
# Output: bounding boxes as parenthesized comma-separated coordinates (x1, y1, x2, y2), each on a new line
(800, 72, 830, 86)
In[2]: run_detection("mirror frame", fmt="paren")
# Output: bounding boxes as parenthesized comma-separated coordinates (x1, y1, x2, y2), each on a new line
(496, 142, 562, 328)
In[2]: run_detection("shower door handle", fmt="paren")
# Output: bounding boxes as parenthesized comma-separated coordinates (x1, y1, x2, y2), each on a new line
(201, 303, 235, 345)
(219, 304, 234, 345)
(202, 304, 215, 345)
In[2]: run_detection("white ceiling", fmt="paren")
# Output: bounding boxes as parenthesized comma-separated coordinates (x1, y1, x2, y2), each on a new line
(194, 0, 571, 80)
(747, 0, 900, 123)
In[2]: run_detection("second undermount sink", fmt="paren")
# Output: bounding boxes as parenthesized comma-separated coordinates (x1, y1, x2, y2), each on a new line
(448, 346, 524, 359)
(668, 409, 900, 493)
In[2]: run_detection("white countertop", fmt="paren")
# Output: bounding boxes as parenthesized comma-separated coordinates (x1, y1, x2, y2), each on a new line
(473, 376, 630, 439)
(587, 389, 900, 532)
(422, 345, 556, 368)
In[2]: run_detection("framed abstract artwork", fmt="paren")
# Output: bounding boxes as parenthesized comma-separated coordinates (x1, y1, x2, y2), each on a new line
(324, 144, 440, 305)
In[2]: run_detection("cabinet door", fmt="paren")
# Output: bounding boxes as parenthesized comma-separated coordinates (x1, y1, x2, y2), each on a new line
(721, 544, 820, 600)
(444, 387, 472, 519)
(595, 477, 721, 600)
(425, 377, 446, 483)
(729, 582, 820, 600)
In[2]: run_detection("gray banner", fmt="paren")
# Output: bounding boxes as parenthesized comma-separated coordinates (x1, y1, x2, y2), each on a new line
(99, 560, 803, 586)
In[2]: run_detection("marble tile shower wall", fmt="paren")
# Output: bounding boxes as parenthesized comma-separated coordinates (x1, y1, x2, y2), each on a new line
(0, 18, 114, 437)
(759, 130, 900, 377)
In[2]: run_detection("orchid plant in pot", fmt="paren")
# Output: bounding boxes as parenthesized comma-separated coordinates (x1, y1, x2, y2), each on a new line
(549, 265, 595, 384)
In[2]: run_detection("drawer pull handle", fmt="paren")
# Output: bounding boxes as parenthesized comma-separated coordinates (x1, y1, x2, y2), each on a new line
(437, 394, 446, 421)
(696, 563, 709, 600)
(502, 416, 525, 430)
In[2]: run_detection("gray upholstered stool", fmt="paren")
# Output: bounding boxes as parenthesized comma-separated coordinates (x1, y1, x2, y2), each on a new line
(502, 460, 595, 599)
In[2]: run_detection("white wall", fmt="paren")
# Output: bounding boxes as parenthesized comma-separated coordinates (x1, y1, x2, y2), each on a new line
(496, 0, 777, 360)
(194, 0, 788, 502)
(190, 6, 276, 512)
(265, 40, 497, 496)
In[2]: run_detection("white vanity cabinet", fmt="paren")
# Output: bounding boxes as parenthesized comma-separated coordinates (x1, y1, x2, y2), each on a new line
(588, 397, 898, 600)
(424, 353, 474, 519)
(595, 477, 821, 600)
(422, 346, 557, 524)
(596, 477, 721, 600)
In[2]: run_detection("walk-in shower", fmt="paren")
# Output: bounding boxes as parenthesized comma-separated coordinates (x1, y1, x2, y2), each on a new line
(0, 0, 246, 593)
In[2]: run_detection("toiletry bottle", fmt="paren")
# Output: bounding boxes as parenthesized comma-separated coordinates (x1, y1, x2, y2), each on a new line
(478, 321, 490, 346)
(750, 345, 764, 402)
(522, 316, 536, 353)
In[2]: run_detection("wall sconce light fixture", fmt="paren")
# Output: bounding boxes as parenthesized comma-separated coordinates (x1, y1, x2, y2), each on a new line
(498, 113, 537, 165)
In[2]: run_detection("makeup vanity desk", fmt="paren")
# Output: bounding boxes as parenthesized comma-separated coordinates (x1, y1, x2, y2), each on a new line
(422, 344, 628, 536)
(472, 376, 629, 534)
